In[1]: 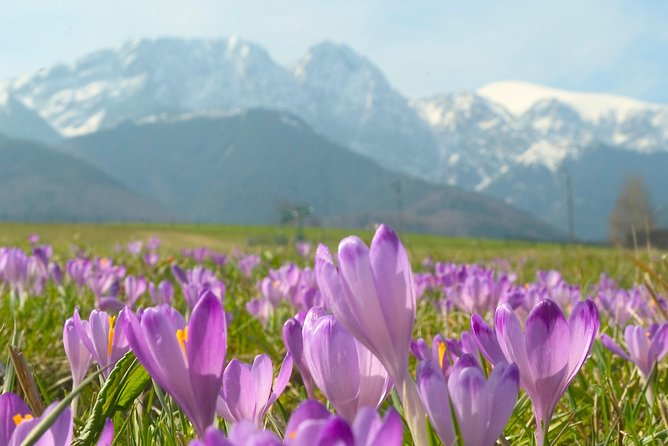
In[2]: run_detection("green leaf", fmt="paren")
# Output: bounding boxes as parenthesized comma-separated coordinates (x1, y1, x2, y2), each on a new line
(72, 352, 151, 446)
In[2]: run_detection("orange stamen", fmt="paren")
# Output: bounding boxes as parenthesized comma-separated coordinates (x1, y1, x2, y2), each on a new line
(13, 413, 33, 426)
(107, 316, 116, 358)
(177, 326, 189, 353)
(438, 342, 446, 369)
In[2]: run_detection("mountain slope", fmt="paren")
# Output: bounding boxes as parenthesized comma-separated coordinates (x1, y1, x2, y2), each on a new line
(6, 37, 441, 181)
(0, 135, 173, 221)
(59, 109, 561, 240)
(0, 91, 60, 142)
(292, 42, 441, 178)
(484, 145, 668, 240)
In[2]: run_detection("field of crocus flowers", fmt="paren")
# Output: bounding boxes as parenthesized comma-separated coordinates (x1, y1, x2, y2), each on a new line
(0, 223, 667, 445)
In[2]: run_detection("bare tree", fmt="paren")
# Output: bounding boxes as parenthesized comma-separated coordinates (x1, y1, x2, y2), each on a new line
(609, 175, 655, 245)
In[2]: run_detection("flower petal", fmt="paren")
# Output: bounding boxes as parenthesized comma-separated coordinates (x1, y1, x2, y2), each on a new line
(566, 299, 599, 384)
(187, 291, 227, 432)
(0, 393, 30, 445)
(303, 309, 361, 421)
(525, 299, 570, 423)
(600, 334, 631, 362)
(416, 360, 454, 446)
(368, 224, 415, 377)
(484, 362, 520, 445)
(495, 304, 533, 393)
(285, 400, 331, 444)
(470, 314, 506, 365)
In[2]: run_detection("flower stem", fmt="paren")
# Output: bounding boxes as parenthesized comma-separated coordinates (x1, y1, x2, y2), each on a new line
(399, 375, 428, 446)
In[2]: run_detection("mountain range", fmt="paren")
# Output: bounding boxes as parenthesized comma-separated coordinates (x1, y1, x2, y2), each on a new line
(1, 37, 667, 240)
(0, 135, 172, 222)
(54, 109, 559, 239)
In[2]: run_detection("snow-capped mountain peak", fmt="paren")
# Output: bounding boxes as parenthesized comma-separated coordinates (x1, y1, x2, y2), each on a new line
(477, 80, 666, 122)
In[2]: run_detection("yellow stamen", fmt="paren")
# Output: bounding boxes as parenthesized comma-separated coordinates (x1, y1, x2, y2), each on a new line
(107, 316, 116, 358)
(288, 431, 297, 440)
(177, 326, 189, 353)
(13, 413, 33, 426)
(272, 280, 281, 289)
(438, 342, 446, 369)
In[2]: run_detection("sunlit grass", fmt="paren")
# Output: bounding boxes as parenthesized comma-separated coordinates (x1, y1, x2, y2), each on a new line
(0, 222, 666, 444)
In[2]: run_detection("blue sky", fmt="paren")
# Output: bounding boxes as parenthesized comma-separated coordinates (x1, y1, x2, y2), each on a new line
(3, 0, 667, 102)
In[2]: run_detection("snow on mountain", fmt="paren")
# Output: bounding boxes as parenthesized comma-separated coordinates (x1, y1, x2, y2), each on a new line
(478, 80, 664, 122)
(5, 37, 440, 180)
(411, 92, 530, 188)
(9, 37, 307, 137)
(3, 37, 668, 201)
(413, 81, 668, 188)
(477, 81, 668, 158)
(292, 42, 441, 178)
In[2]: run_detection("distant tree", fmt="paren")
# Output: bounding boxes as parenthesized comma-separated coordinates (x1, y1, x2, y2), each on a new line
(609, 175, 655, 245)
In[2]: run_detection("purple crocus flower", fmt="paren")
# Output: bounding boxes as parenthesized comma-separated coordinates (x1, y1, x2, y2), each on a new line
(211, 253, 228, 267)
(66, 258, 91, 290)
(471, 298, 599, 446)
(86, 260, 124, 309)
(126, 241, 143, 255)
(147, 236, 161, 251)
(596, 284, 653, 328)
(293, 268, 322, 311)
(192, 401, 402, 446)
(285, 400, 403, 446)
(0, 395, 73, 446)
(73, 308, 130, 378)
(412, 332, 480, 378)
(259, 277, 284, 308)
(192, 247, 211, 264)
(49, 262, 63, 285)
(191, 423, 283, 446)
(0, 393, 31, 445)
(315, 224, 427, 445)
(63, 317, 92, 413)
(283, 313, 317, 398)
(172, 265, 226, 308)
(1, 248, 30, 295)
(191, 423, 282, 446)
(127, 290, 227, 437)
(446, 270, 511, 316)
(238, 254, 261, 278)
(296, 242, 311, 258)
(124, 275, 147, 306)
(418, 355, 519, 446)
(301, 307, 391, 422)
(245, 297, 273, 326)
(143, 252, 160, 267)
(149, 280, 174, 305)
(97, 419, 115, 446)
(217, 353, 293, 427)
(601, 324, 668, 380)
(189, 427, 233, 446)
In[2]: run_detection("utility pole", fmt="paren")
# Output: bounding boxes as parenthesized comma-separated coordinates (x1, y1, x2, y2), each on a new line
(391, 179, 404, 234)
(564, 170, 575, 243)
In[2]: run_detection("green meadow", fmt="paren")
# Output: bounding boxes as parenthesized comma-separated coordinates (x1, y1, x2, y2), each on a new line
(1, 222, 667, 445)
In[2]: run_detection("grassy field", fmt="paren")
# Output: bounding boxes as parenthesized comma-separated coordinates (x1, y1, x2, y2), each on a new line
(0, 222, 666, 445)
(0, 221, 648, 280)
